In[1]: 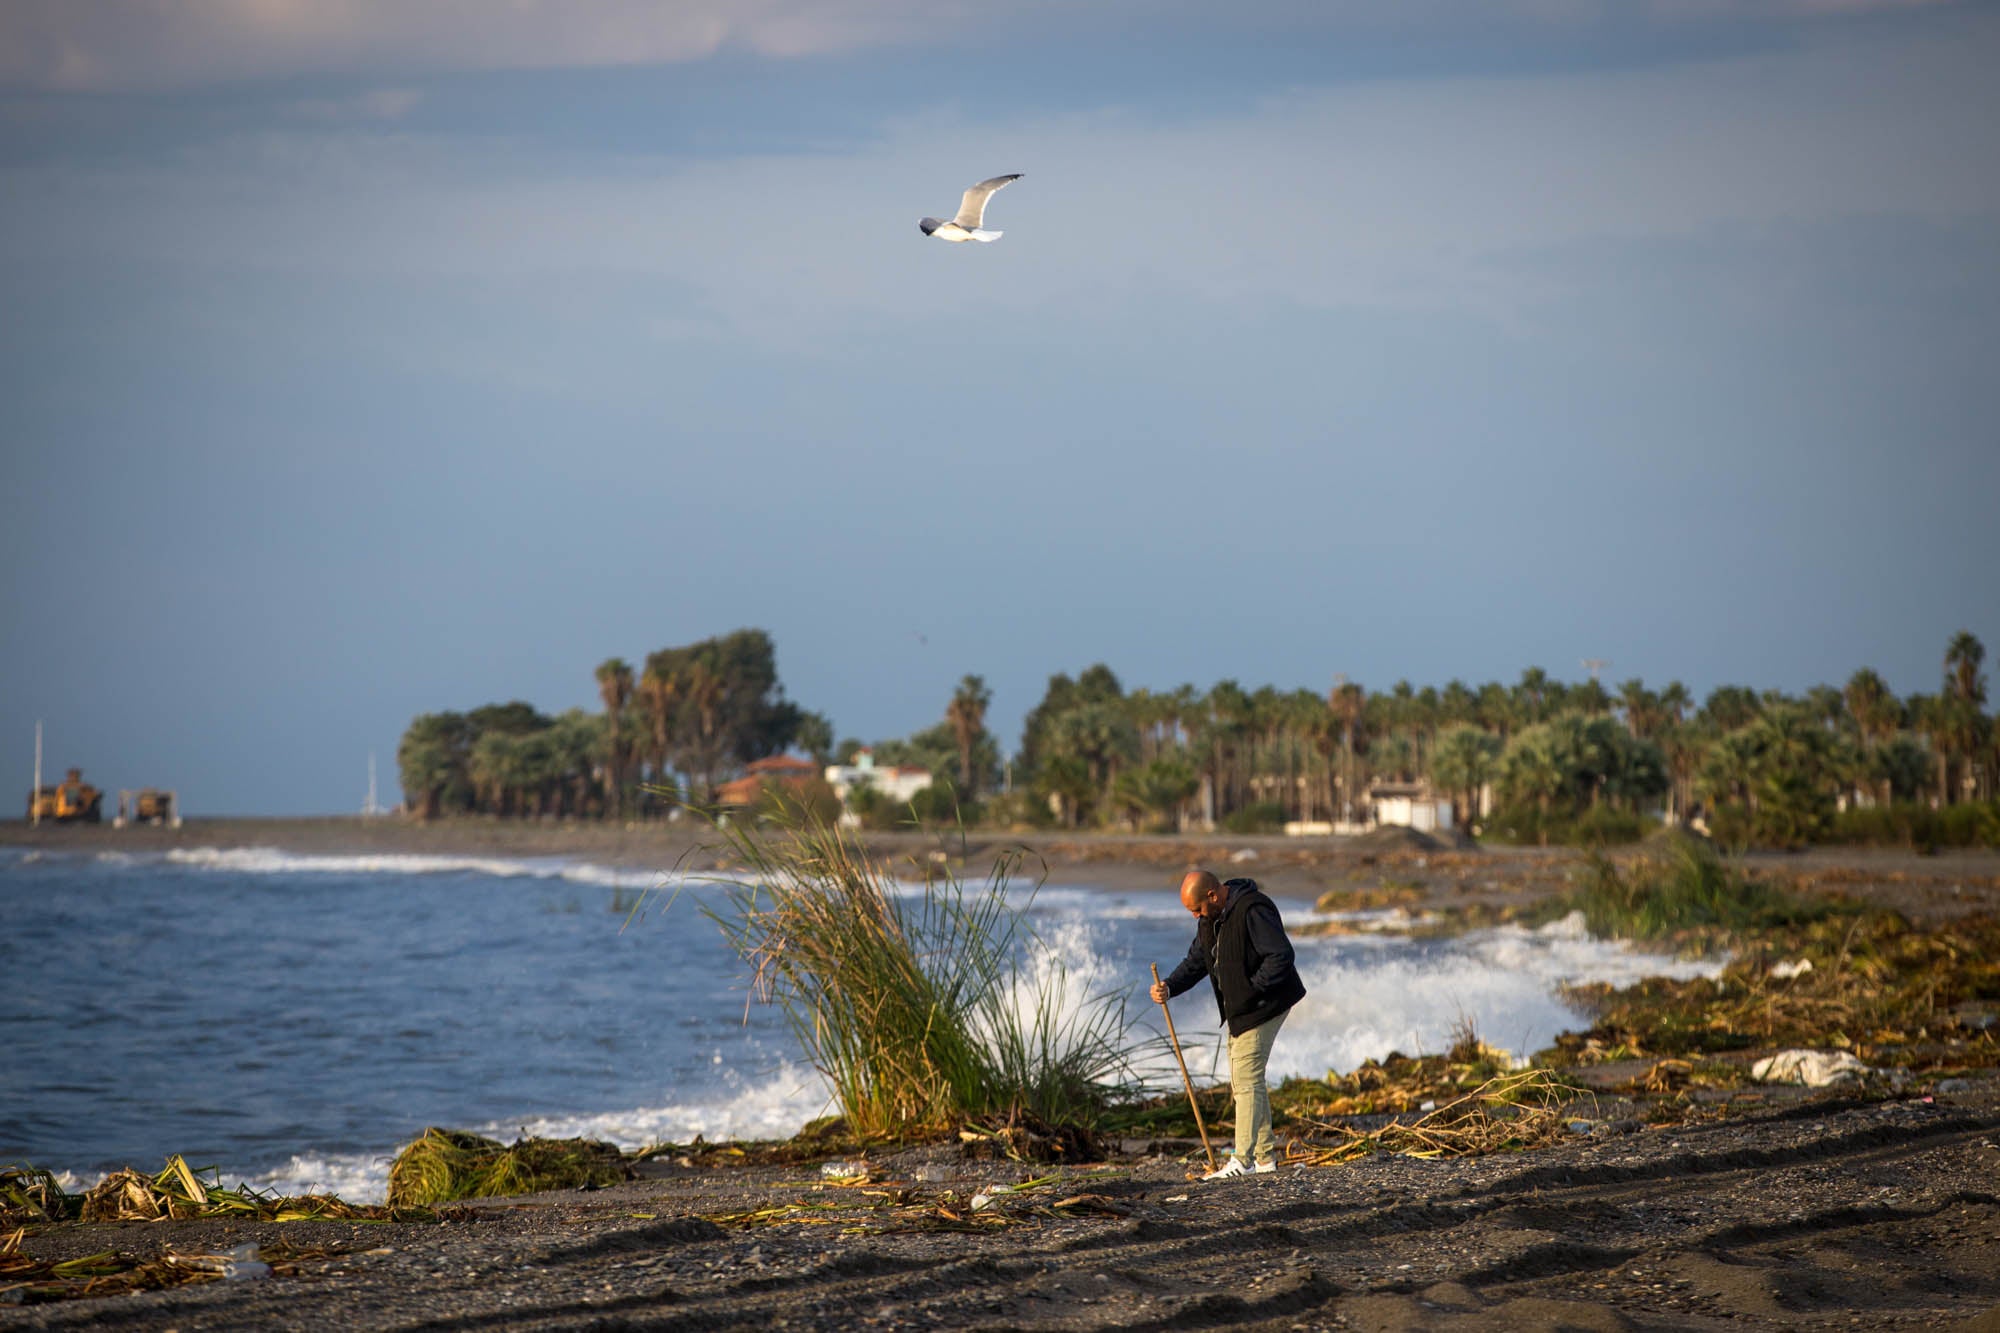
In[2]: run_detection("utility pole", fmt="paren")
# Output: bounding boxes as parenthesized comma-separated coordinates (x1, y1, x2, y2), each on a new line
(31, 720, 42, 827)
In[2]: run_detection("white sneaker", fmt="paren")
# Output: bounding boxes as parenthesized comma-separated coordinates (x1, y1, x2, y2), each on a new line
(1201, 1157, 1251, 1181)
(1253, 1159, 1278, 1174)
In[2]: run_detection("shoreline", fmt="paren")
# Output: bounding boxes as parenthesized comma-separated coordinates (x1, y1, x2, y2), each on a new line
(6, 815, 2000, 920)
(6, 819, 2000, 1326)
(7, 1080, 1998, 1329)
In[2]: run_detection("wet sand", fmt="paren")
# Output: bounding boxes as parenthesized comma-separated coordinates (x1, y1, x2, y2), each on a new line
(6, 818, 2000, 1328)
(6, 1081, 1999, 1330)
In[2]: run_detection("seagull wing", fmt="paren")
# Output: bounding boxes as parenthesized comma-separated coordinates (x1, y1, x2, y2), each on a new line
(952, 174, 1021, 229)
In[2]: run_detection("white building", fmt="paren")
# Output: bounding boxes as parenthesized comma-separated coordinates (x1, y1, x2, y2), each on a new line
(1369, 781, 1454, 833)
(823, 749, 934, 824)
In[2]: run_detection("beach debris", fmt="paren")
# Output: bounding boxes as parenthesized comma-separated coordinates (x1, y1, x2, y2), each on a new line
(706, 1168, 1131, 1236)
(1770, 958, 1814, 980)
(1751, 1049, 1872, 1087)
(0, 1232, 357, 1306)
(1642, 1058, 1695, 1093)
(0, 1156, 429, 1227)
(0, 1168, 72, 1225)
(1543, 908, 2000, 1077)
(387, 1128, 631, 1207)
(1288, 1069, 1578, 1166)
(819, 1160, 869, 1181)
(164, 1242, 269, 1280)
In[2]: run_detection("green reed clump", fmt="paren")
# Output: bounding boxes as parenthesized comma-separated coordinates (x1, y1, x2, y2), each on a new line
(1549, 835, 1835, 941)
(696, 806, 1138, 1139)
(385, 1129, 629, 1207)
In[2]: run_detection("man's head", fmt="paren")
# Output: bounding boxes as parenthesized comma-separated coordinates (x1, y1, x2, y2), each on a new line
(1179, 869, 1226, 920)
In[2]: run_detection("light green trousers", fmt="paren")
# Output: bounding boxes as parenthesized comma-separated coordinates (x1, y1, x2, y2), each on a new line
(1226, 1008, 1288, 1165)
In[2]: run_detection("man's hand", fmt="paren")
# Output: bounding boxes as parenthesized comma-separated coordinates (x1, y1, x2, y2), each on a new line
(1149, 981, 1170, 1004)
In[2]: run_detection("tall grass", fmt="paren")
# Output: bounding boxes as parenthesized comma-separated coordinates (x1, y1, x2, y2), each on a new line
(693, 806, 1139, 1138)
(1553, 834, 1831, 941)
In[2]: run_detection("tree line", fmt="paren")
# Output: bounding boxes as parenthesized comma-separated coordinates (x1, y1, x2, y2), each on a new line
(397, 629, 820, 820)
(397, 628, 1997, 849)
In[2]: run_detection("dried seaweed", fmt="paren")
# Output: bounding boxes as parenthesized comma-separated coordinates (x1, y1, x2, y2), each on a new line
(1286, 1069, 1579, 1165)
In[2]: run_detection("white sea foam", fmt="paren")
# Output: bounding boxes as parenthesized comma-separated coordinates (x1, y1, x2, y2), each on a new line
(1238, 911, 1726, 1083)
(157, 845, 673, 890)
(222, 1062, 834, 1206)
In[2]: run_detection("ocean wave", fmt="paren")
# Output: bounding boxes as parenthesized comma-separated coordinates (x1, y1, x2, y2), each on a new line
(1252, 912, 1725, 1081)
(156, 846, 674, 890)
(232, 1063, 833, 1205)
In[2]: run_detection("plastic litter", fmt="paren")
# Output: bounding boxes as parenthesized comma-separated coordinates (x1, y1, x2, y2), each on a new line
(166, 1242, 270, 1280)
(1750, 1049, 1870, 1086)
(819, 1160, 867, 1179)
(970, 1183, 1019, 1212)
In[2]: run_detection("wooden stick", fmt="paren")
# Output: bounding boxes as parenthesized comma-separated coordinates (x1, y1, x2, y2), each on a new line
(1151, 963, 1217, 1171)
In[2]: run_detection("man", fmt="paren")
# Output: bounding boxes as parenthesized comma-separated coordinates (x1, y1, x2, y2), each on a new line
(1149, 868, 1306, 1180)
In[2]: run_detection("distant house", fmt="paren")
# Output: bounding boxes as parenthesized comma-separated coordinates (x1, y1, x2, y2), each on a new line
(1368, 781, 1454, 833)
(823, 748, 933, 825)
(715, 754, 821, 809)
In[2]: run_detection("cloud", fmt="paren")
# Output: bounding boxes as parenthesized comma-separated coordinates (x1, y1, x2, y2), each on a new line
(0, 0, 929, 92)
(7, 6, 1991, 324)
(0, 0, 1967, 92)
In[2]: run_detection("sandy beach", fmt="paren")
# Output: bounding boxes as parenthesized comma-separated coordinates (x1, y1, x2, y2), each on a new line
(5, 818, 2000, 1329)
(5, 1079, 1998, 1330)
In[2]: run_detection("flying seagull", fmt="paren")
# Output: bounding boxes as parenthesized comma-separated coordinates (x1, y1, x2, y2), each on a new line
(919, 173, 1021, 243)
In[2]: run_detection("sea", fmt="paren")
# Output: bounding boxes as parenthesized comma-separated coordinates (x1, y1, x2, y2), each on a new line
(0, 844, 1724, 1203)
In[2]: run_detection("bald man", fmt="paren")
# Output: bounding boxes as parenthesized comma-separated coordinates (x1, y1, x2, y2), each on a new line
(1149, 869, 1307, 1180)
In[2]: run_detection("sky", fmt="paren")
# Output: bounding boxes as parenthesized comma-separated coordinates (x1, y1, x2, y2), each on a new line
(2, 0, 1996, 815)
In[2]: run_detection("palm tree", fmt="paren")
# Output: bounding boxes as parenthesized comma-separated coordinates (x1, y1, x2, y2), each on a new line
(1659, 682, 1691, 728)
(1497, 724, 1565, 843)
(1205, 680, 1253, 819)
(1431, 724, 1501, 832)
(1618, 679, 1661, 741)
(1048, 702, 1138, 823)
(944, 675, 992, 794)
(1515, 667, 1551, 725)
(1804, 685, 1848, 733)
(595, 657, 634, 818)
(1476, 681, 1516, 742)
(1844, 668, 1900, 805)
(1439, 680, 1475, 727)
(637, 662, 681, 811)
(1701, 686, 1761, 733)
(1328, 680, 1366, 821)
(1844, 669, 1899, 747)
(1570, 677, 1612, 716)
(681, 659, 725, 804)
(794, 711, 835, 766)
(1945, 631, 1988, 707)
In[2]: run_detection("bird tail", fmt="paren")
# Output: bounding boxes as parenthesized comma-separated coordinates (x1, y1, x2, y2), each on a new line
(967, 228, 1003, 242)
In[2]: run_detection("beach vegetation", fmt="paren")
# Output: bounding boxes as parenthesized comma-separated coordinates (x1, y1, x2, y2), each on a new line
(1530, 836, 1833, 942)
(689, 806, 1140, 1143)
(385, 1128, 631, 1207)
(1545, 906, 2000, 1073)
(1220, 800, 1287, 834)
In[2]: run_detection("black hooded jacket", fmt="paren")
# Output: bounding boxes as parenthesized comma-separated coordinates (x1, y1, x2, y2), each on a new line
(1161, 877, 1307, 1036)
